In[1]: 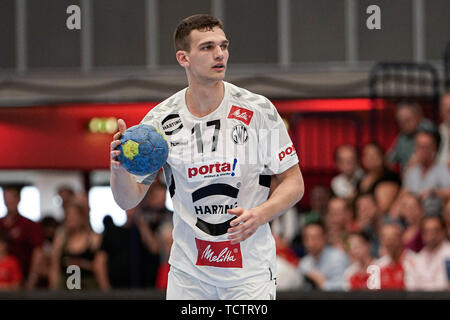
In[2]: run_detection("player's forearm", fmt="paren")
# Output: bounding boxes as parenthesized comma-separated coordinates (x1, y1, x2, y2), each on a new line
(110, 168, 148, 210)
(254, 165, 304, 224)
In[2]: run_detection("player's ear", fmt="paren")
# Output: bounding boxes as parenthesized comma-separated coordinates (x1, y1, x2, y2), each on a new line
(176, 50, 190, 67)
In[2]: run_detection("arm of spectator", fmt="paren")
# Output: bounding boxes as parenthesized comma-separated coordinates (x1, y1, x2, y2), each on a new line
(49, 230, 64, 290)
(25, 247, 44, 290)
(135, 213, 160, 254)
(93, 250, 111, 291)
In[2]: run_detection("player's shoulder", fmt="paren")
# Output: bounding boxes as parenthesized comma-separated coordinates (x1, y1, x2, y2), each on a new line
(226, 82, 275, 113)
(141, 88, 185, 124)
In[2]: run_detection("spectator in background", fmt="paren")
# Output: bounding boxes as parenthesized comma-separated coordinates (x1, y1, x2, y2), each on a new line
(352, 193, 380, 257)
(297, 222, 349, 291)
(27, 216, 60, 289)
(373, 220, 415, 290)
(49, 202, 106, 290)
(57, 186, 75, 212)
(403, 130, 450, 204)
(386, 102, 435, 172)
(0, 230, 22, 290)
(409, 215, 450, 291)
(398, 193, 424, 253)
(358, 143, 401, 207)
(325, 197, 353, 251)
(437, 92, 450, 168)
(331, 144, 363, 201)
(344, 232, 375, 291)
(444, 201, 450, 240)
(0, 184, 43, 285)
(155, 221, 174, 290)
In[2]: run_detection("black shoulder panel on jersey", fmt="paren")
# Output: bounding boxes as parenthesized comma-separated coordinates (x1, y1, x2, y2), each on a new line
(259, 175, 271, 188)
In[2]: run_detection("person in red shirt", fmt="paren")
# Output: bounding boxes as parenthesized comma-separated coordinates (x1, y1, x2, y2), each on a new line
(373, 220, 415, 290)
(0, 230, 22, 290)
(0, 185, 44, 284)
(344, 231, 375, 290)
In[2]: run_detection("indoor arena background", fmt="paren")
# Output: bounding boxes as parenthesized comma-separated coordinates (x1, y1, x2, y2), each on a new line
(1, 0, 450, 299)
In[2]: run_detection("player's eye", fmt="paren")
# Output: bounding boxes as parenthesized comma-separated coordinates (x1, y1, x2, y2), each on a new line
(220, 44, 228, 50)
(201, 45, 212, 50)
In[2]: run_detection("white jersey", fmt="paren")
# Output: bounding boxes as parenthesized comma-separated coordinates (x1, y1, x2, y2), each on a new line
(135, 81, 299, 287)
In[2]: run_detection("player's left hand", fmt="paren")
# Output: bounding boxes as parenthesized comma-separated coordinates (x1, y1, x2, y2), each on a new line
(227, 207, 264, 245)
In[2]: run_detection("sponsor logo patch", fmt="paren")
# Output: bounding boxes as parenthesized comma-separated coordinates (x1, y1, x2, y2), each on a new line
(186, 158, 240, 182)
(195, 238, 242, 268)
(278, 143, 297, 162)
(231, 125, 248, 145)
(161, 113, 183, 135)
(227, 106, 253, 125)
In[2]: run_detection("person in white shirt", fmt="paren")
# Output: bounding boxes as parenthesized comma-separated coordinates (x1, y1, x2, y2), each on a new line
(331, 144, 363, 201)
(109, 14, 304, 300)
(408, 215, 450, 291)
(437, 92, 450, 168)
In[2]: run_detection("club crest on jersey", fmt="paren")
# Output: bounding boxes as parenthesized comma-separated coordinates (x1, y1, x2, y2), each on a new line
(186, 158, 240, 182)
(231, 125, 248, 145)
(161, 113, 183, 136)
(195, 238, 242, 268)
(227, 105, 253, 125)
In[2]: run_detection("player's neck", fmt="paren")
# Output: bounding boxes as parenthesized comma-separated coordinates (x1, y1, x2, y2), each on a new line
(185, 80, 224, 118)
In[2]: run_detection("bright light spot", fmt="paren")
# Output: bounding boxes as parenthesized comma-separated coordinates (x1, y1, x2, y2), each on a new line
(0, 187, 41, 222)
(88, 186, 127, 233)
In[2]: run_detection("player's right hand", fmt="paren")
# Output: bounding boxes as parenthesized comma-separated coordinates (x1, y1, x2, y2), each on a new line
(110, 118, 127, 170)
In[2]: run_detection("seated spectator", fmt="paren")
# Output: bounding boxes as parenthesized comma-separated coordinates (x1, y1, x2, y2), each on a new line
(444, 201, 450, 240)
(437, 92, 450, 168)
(49, 202, 106, 290)
(325, 197, 353, 251)
(297, 222, 349, 291)
(398, 193, 424, 253)
(331, 144, 363, 201)
(386, 102, 435, 172)
(343, 231, 375, 291)
(0, 184, 43, 285)
(0, 230, 22, 290)
(403, 130, 450, 203)
(27, 216, 60, 289)
(155, 221, 173, 290)
(358, 143, 401, 202)
(409, 215, 450, 291)
(372, 220, 415, 290)
(352, 193, 380, 257)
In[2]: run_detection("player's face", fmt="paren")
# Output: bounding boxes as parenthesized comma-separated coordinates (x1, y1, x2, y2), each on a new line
(183, 27, 229, 83)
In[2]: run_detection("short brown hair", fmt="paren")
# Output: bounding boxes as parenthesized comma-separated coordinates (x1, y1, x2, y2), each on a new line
(173, 14, 223, 52)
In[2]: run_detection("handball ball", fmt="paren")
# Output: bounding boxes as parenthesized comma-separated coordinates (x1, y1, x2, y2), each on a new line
(117, 124, 169, 176)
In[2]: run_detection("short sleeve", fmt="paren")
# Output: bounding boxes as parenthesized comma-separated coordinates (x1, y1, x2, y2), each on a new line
(258, 98, 299, 175)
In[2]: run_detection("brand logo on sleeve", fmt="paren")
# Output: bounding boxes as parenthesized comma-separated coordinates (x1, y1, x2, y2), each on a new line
(278, 144, 296, 162)
(195, 238, 242, 268)
(227, 106, 253, 125)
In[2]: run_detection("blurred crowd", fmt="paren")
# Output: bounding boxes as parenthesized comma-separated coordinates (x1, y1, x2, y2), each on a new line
(0, 92, 449, 292)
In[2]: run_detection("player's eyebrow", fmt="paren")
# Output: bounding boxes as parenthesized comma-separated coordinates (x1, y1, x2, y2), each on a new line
(198, 40, 229, 47)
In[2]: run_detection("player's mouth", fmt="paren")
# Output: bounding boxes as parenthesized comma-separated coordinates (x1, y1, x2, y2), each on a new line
(212, 63, 225, 71)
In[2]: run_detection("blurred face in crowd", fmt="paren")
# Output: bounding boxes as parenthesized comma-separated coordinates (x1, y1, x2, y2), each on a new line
(396, 105, 420, 135)
(146, 182, 167, 208)
(64, 205, 85, 231)
(0, 240, 7, 256)
(422, 217, 445, 250)
(415, 132, 437, 166)
(303, 224, 327, 258)
(2, 188, 20, 212)
(336, 145, 358, 177)
(444, 202, 450, 239)
(361, 144, 384, 172)
(440, 93, 450, 125)
(327, 198, 352, 231)
(379, 224, 404, 259)
(310, 186, 330, 214)
(400, 194, 423, 226)
(347, 234, 371, 264)
(356, 194, 378, 225)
